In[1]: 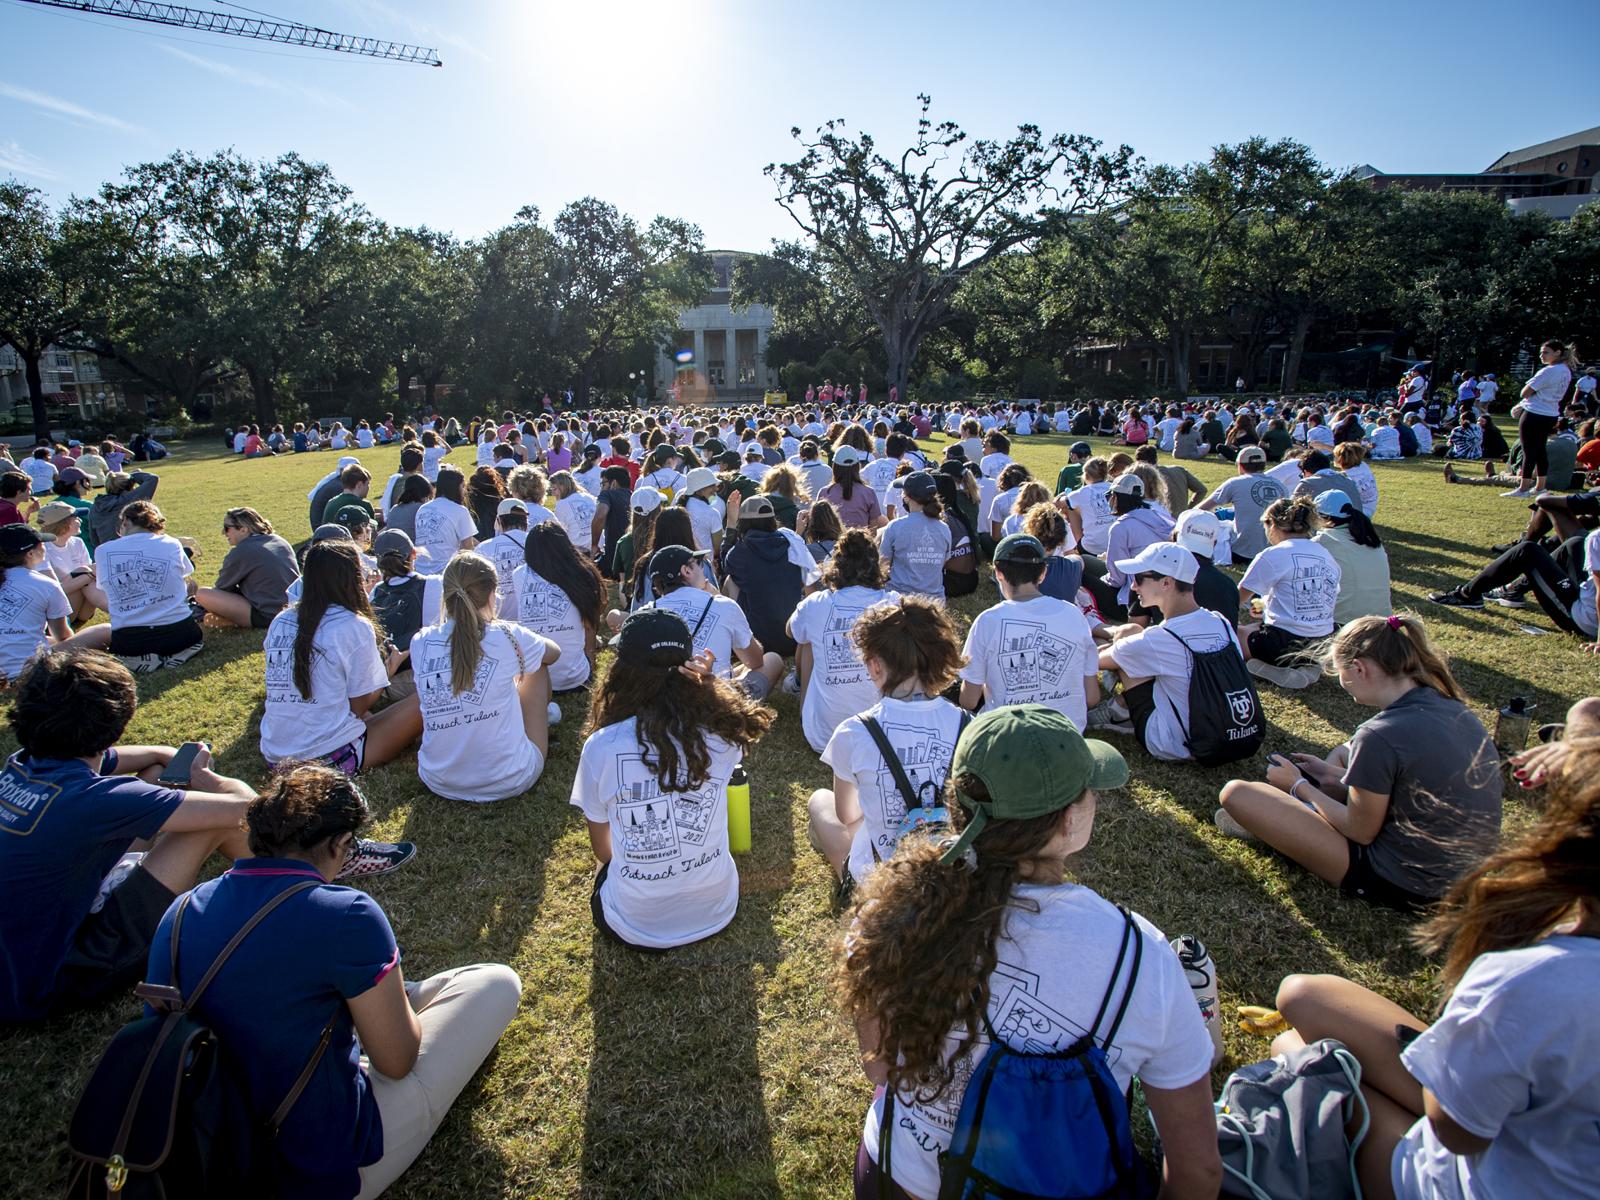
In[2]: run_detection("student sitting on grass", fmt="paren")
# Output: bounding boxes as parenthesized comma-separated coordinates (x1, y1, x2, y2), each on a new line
(0, 650, 257, 1023)
(1022, 502, 1084, 602)
(645, 544, 784, 700)
(1264, 748, 1600, 1200)
(723, 494, 808, 658)
(1238, 495, 1341, 690)
(1314, 491, 1392, 627)
(807, 596, 967, 888)
(1217, 614, 1501, 912)
(877, 471, 951, 600)
(413, 465, 478, 569)
(413, 552, 559, 803)
(513, 521, 605, 699)
(194, 507, 300, 630)
(35, 501, 100, 627)
(960, 534, 1099, 730)
(260, 541, 422, 775)
(1430, 521, 1600, 645)
(143, 763, 512, 1199)
(572, 608, 774, 951)
(94, 500, 203, 673)
(0, 522, 112, 682)
(841, 704, 1221, 1200)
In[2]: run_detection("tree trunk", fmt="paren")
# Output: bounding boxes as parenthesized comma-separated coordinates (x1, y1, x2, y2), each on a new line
(1281, 310, 1314, 392)
(1168, 332, 1191, 396)
(23, 348, 50, 440)
(247, 367, 277, 428)
(883, 326, 917, 405)
(575, 363, 593, 411)
(396, 357, 408, 414)
(423, 375, 437, 410)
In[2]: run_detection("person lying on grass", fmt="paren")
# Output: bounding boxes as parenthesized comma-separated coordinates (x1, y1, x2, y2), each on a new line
(1216, 614, 1502, 913)
(1264, 743, 1600, 1200)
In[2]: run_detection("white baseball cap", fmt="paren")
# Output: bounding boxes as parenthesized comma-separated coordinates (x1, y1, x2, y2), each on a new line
(1110, 473, 1144, 497)
(1174, 510, 1220, 555)
(631, 486, 664, 514)
(496, 498, 528, 517)
(830, 444, 866, 466)
(1114, 542, 1199, 583)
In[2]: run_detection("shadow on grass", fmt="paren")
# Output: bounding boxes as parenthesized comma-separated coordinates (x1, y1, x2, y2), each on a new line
(124, 626, 266, 708)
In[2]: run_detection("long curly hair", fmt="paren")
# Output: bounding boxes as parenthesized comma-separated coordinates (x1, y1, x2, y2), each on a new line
(838, 786, 1067, 1099)
(585, 662, 774, 792)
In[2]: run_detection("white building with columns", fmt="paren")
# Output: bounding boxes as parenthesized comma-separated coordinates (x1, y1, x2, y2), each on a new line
(657, 251, 777, 404)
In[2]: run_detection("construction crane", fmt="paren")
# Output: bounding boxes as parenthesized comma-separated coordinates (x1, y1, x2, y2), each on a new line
(15, 0, 442, 65)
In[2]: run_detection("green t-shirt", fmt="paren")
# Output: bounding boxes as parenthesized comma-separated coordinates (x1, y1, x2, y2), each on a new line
(1055, 462, 1084, 494)
(1260, 427, 1294, 462)
(321, 493, 376, 528)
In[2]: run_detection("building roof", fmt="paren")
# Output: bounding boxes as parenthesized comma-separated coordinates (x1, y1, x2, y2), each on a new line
(1486, 126, 1600, 172)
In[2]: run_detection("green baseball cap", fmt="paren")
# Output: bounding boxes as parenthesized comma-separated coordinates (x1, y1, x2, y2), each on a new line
(939, 704, 1128, 866)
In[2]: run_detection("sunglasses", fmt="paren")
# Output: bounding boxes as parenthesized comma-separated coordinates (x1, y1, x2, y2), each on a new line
(1132, 572, 1169, 585)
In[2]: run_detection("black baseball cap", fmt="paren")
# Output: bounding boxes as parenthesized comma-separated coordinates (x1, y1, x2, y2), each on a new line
(902, 471, 937, 502)
(618, 608, 694, 668)
(1070, 441, 1092, 457)
(0, 523, 47, 554)
(648, 543, 710, 588)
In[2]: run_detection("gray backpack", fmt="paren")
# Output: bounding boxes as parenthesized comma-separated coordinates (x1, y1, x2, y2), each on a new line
(1215, 1037, 1369, 1200)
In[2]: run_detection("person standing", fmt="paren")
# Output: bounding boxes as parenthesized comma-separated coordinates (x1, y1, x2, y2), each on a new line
(1503, 339, 1579, 497)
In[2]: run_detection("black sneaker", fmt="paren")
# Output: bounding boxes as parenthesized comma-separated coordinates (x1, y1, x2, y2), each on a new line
(335, 839, 417, 881)
(1429, 589, 1484, 610)
(1484, 586, 1529, 609)
(1489, 540, 1526, 554)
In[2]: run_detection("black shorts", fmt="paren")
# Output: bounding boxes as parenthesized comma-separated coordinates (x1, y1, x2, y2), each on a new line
(51, 864, 177, 1014)
(588, 863, 667, 955)
(249, 604, 277, 630)
(1124, 679, 1157, 752)
(1247, 623, 1314, 666)
(1340, 841, 1434, 914)
(109, 615, 203, 657)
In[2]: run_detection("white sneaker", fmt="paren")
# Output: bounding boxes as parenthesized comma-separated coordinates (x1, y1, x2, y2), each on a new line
(781, 668, 801, 695)
(1085, 697, 1133, 734)
(1500, 487, 1534, 498)
(1247, 657, 1314, 689)
(547, 701, 562, 726)
(1213, 808, 1257, 841)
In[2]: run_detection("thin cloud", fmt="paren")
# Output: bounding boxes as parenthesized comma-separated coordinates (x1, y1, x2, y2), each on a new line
(156, 45, 358, 112)
(0, 141, 62, 182)
(339, 0, 489, 63)
(0, 82, 144, 135)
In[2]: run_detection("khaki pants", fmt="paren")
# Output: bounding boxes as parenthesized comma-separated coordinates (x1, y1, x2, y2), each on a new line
(355, 963, 522, 1199)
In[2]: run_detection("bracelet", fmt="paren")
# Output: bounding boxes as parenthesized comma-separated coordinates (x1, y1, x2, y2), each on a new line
(1289, 778, 1309, 803)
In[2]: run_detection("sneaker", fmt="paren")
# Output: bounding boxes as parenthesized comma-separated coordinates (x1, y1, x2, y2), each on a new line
(1428, 588, 1484, 609)
(547, 701, 563, 726)
(335, 839, 416, 881)
(118, 653, 163, 675)
(1489, 539, 1526, 554)
(781, 668, 801, 695)
(1484, 586, 1529, 609)
(1442, 464, 1457, 484)
(1213, 808, 1257, 841)
(1246, 657, 1314, 689)
(161, 642, 204, 669)
(1085, 697, 1133, 735)
(1500, 487, 1535, 498)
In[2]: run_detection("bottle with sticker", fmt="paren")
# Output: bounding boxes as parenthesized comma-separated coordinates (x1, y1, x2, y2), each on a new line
(1171, 934, 1224, 1066)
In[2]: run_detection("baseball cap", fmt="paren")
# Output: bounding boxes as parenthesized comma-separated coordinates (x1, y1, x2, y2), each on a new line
(1173, 509, 1220, 556)
(744, 443, 763, 459)
(372, 528, 414, 558)
(57, 467, 89, 487)
(830, 444, 865, 467)
(902, 471, 937, 502)
(993, 533, 1047, 566)
(683, 466, 718, 495)
(648, 543, 710, 587)
(631, 486, 664, 514)
(617, 608, 694, 668)
(717, 451, 742, 470)
(1236, 446, 1267, 465)
(497, 497, 529, 518)
(311, 523, 352, 544)
(939, 704, 1128, 866)
(582, 444, 603, 460)
(1069, 441, 1092, 457)
(35, 501, 78, 529)
(1315, 489, 1355, 518)
(739, 495, 776, 521)
(1110, 474, 1144, 497)
(331, 506, 370, 530)
(0, 523, 47, 554)
(1114, 542, 1199, 583)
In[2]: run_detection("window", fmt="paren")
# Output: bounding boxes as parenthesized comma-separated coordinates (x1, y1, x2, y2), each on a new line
(54, 353, 70, 368)
(1557, 161, 1568, 174)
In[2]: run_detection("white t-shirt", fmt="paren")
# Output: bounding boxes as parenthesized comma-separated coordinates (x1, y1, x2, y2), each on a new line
(378, 472, 407, 516)
(554, 492, 597, 551)
(986, 486, 1021, 532)
(0, 565, 69, 676)
(862, 886, 1213, 1199)
(1240, 539, 1340, 636)
(412, 619, 552, 803)
(1343, 462, 1379, 516)
(512, 563, 588, 690)
(42, 536, 90, 585)
(232, 430, 248, 453)
(1571, 528, 1600, 638)
(648, 587, 752, 678)
(22, 458, 57, 493)
(1368, 426, 1402, 459)
(1156, 416, 1183, 451)
(1522, 363, 1573, 418)
(259, 605, 389, 762)
(788, 586, 901, 753)
(95, 531, 193, 629)
(860, 456, 900, 499)
(571, 718, 742, 949)
(356, 427, 375, 449)
(1306, 424, 1335, 448)
(412, 497, 477, 568)
(476, 436, 496, 467)
(1393, 938, 1600, 1200)
(685, 496, 721, 553)
(1109, 608, 1242, 761)
(1265, 459, 1302, 491)
(639, 468, 685, 501)
(478, 530, 527, 618)
(823, 696, 967, 883)
(960, 596, 1098, 730)
(1066, 481, 1115, 555)
(421, 443, 449, 481)
(980, 452, 1013, 480)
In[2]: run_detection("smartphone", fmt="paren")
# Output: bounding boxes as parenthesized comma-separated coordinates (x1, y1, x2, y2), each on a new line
(158, 742, 205, 787)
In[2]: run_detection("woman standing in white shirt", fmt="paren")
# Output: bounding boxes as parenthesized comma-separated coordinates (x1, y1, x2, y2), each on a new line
(420, 428, 450, 482)
(1505, 339, 1579, 498)
(259, 540, 421, 773)
(94, 501, 203, 665)
(413, 552, 559, 803)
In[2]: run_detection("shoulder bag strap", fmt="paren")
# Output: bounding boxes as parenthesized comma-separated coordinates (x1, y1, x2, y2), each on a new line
(267, 1008, 340, 1135)
(860, 715, 924, 816)
(1099, 906, 1145, 1051)
(691, 591, 716, 639)
(184, 880, 320, 1010)
(1085, 905, 1137, 1047)
(878, 1088, 895, 1200)
(496, 622, 527, 678)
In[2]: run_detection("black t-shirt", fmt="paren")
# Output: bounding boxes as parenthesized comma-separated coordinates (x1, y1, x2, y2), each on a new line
(596, 487, 632, 573)
(1193, 562, 1241, 626)
(724, 530, 802, 655)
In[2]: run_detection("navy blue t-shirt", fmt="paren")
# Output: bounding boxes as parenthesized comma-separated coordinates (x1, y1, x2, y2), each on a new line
(1039, 555, 1085, 602)
(145, 860, 397, 1199)
(0, 750, 183, 1021)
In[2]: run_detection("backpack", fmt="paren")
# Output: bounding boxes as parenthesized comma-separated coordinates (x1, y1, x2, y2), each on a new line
(879, 907, 1155, 1200)
(66, 881, 335, 1200)
(1215, 1038, 1370, 1200)
(1162, 620, 1265, 767)
(859, 709, 972, 848)
(372, 574, 427, 652)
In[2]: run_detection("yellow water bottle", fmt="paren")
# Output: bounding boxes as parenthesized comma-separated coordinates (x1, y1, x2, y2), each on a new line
(727, 766, 751, 853)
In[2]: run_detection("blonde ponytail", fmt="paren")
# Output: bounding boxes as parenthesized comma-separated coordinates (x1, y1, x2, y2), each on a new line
(441, 552, 498, 695)
(1544, 339, 1580, 373)
(1329, 612, 1465, 702)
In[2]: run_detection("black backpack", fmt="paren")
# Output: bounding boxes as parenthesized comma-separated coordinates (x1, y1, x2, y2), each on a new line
(372, 574, 427, 652)
(1163, 619, 1265, 767)
(66, 882, 336, 1200)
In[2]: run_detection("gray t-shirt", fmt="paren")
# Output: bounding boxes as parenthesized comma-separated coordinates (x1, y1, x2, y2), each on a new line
(878, 512, 951, 598)
(1341, 686, 1502, 898)
(212, 533, 300, 616)
(384, 501, 422, 541)
(1293, 470, 1363, 513)
(1207, 473, 1286, 559)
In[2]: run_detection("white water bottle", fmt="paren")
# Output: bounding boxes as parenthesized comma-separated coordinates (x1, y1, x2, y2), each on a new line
(1171, 934, 1224, 1066)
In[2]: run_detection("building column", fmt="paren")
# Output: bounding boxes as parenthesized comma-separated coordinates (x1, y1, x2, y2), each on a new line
(756, 327, 770, 391)
(693, 329, 705, 388)
(722, 329, 735, 392)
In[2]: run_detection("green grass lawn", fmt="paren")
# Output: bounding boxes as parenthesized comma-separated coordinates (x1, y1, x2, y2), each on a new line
(1, 431, 1585, 1199)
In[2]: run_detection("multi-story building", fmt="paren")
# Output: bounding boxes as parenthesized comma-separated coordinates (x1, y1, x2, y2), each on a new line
(656, 251, 778, 404)
(0, 343, 131, 427)
(1359, 125, 1599, 219)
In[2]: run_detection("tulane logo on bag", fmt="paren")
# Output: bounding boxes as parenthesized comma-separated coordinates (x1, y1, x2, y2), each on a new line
(1226, 689, 1257, 731)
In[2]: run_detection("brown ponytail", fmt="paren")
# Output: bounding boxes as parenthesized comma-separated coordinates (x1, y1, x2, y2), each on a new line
(1328, 612, 1465, 702)
(441, 552, 497, 695)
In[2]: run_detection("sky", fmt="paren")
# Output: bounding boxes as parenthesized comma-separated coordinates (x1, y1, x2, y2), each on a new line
(3, 0, 1596, 251)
